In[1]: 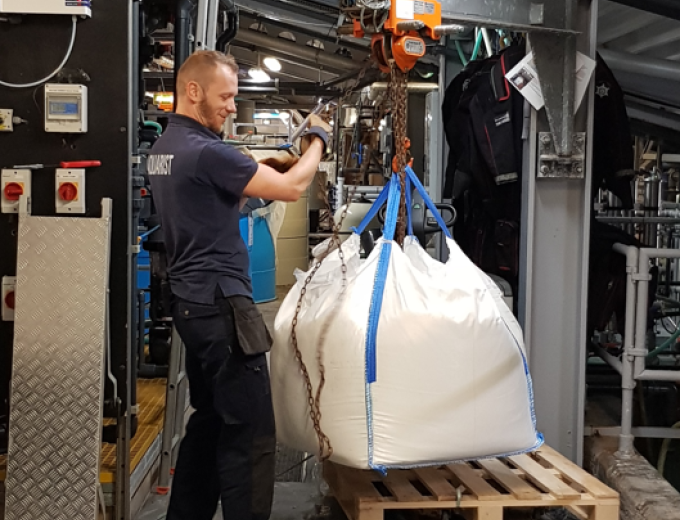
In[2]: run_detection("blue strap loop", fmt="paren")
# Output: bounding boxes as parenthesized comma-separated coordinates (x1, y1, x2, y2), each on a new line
(353, 181, 391, 235)
(382, 174, 402, 241)
(405, 166, 452, 239)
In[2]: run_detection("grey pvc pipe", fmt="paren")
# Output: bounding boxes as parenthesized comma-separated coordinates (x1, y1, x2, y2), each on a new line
(598, 48, 680, 83)
(594, 344, 624, 375)
(634, 248, 680, 377)
(613, 243, 639, 454)
(637, 370, 680, 382)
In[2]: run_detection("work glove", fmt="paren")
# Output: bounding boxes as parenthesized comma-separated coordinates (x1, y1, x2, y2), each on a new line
(301, 114, 332, 154)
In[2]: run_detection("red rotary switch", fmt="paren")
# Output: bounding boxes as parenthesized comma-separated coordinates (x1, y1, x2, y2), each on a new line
(3, 182, 23, 201)
(4, 290, 15, 310)
(58, 182, 78, 202)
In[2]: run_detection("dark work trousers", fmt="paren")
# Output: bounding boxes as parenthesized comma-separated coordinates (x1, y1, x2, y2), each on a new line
(166, 293, 276, 520)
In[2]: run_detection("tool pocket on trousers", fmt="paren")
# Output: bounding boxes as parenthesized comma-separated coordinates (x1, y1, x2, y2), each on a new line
(231, 302, 273, 356)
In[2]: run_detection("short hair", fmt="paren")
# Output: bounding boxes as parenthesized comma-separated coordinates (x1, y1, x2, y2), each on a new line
(176, 51, 239, 95)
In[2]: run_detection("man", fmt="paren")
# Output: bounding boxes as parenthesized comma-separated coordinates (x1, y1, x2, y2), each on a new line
(147, 50, 330, 520)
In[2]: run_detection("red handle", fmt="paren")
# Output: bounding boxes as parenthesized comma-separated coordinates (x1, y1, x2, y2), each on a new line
(59, 160, 102, 168)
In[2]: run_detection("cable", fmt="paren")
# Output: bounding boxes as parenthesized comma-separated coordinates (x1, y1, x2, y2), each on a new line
(657, 421, 680, 477)
(0, 15, 78, 89)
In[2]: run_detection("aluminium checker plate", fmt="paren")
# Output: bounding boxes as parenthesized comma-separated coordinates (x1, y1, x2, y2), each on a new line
(5, 200, 112, 520)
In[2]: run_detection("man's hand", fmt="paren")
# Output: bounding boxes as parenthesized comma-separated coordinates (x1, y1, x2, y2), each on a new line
(301, 114, 333, 155)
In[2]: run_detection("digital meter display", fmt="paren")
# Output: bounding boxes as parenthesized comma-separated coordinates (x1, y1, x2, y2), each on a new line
(49, 101, 79, 116)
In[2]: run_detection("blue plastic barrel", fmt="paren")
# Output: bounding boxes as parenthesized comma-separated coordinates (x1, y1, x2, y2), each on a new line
(239, 213, 276, 303)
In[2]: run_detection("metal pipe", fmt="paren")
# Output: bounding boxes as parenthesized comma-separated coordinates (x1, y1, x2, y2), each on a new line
(233, 28, 359, 71)
(434, 24, 466, 36)
(205, 0, 220, 50)
(613, 243, 639, 455)
(598, 48, 680, 83)
(289, 100, 326, 144)
(194, 0, 210, 51)
(366, 82, 439, 93)
(174, 0, 193, 105)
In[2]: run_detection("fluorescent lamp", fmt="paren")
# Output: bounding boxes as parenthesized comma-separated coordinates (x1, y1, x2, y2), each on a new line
(248, 68, 271, 82)
(263, 57, 282, 72)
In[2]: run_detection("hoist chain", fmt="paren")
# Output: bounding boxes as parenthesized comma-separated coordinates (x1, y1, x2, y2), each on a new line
(287, 65, 366, 462)
(390, 60, 409, 247)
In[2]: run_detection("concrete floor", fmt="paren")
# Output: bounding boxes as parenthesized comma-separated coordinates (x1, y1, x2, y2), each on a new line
(135, 482, 331, 520)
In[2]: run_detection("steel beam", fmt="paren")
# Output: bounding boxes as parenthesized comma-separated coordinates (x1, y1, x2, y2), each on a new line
(519, 0, 596, 465)
(231, 28, 362, 73)
(439, 0, 578, 33)
(238, 12, 369, 54)
(610, 0, 680, 22)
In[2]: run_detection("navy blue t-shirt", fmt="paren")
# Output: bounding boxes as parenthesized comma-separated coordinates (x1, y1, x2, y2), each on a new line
(147, 114, 259, 304)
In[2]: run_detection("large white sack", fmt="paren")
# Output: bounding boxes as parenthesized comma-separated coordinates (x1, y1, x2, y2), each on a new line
(270, 175, 543, 471)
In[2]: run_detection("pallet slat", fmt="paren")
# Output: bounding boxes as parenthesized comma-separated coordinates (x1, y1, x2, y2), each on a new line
(322, 445, 620, 520)
(534, 446, 618, 499)
(477, 459, 541, 500)
(383, 473, 428, 502)
(344, 468, 385, 503)
(447, 463, 504, 501)
(507, 454, 581, 499)
(413, 467, 459, 501)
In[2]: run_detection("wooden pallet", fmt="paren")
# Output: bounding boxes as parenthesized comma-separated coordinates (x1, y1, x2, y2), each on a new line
(324, 446, 620, 520)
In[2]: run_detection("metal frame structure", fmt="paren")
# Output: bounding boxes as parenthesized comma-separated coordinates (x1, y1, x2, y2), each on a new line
(518, 0, 597, 465)
(157, 327, 188, 493)
(593, 244, 680, 455)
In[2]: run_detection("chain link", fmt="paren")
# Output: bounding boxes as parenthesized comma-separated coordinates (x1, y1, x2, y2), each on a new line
(286, 56, 407, 462)
(287, 66, 366, 462)
(390, 60, 408, 247)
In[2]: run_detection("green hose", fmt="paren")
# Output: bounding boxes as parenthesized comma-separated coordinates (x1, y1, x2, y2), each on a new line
(454, 40, 468, 67)
(647, 326, 680, 360)
(144, 120, 163, 135)
(471, 30, 484, 61)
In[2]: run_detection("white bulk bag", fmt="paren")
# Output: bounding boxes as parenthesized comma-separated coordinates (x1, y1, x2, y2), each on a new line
(271, 168, 543, 471)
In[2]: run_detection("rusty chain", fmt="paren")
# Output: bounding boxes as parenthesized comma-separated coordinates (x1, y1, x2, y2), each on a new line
(286, 59, 408, 462)
(390, 60, 408, 247)
(287, 65, 368, 462)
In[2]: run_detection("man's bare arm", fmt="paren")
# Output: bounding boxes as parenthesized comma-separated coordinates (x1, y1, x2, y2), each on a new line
(242, 139, 324, 202)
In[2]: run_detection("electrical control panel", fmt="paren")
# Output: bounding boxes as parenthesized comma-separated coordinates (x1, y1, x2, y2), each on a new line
(1, 169, 31, 214)
(55, 168, 85, 213)
(0, 0, 92, 17)
(45, 84, 88, 133)
(0, 109, 13, 132)
(1, 276, 16, 322)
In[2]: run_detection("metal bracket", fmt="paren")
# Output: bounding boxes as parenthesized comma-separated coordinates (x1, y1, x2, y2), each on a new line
(538, 132, 585, 178)
(530, 3, 544, 25)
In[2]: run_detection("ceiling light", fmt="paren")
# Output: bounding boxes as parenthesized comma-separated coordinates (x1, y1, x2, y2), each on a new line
(248, 67, 271, 82)
(263, 57, 281, 72)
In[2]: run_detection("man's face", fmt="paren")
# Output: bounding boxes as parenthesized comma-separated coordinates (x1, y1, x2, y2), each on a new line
(197, 64, 238, 133)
